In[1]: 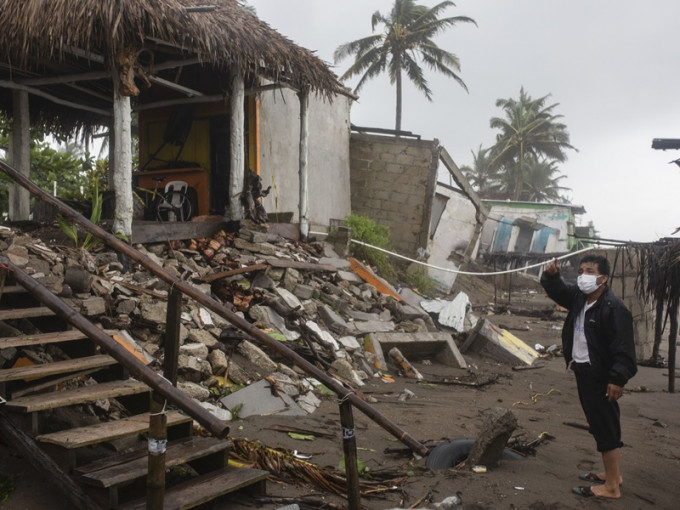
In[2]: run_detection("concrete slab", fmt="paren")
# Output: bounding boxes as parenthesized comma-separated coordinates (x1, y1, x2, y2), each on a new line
(220, 379, 306, 418)
(366, 332, 467, 370)
(465, 319, 539, 366)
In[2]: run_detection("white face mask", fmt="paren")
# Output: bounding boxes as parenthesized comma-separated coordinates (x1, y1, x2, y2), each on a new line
(577, 274, 601, 295)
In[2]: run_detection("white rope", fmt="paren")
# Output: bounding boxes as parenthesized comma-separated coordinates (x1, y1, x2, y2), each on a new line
(310, 231, 594, 276)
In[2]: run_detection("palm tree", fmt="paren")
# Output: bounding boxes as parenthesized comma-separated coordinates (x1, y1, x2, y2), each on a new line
(521, 157, 571, 203)
(334, 0, 475, 131)
(459, 145, 503, 196)
(489, 87, 576, 200)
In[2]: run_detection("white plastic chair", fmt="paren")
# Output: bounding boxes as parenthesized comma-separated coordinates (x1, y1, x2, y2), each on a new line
(157, 180, 190, 221)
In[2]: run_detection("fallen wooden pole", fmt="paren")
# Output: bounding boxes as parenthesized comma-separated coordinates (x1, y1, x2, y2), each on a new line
(0, 160, 429, 457)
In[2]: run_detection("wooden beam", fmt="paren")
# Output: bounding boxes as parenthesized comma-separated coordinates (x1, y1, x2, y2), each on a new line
(112, 77, 133, 236)
(18, 70, 110, 87)
(229, 67, 245, 220)
(148, 75, 203, 97)
(8, 89, 30, 221)
(298, 88, 310, 240)
(0, 79, 111, 116)
(199, 263, 268, 283)
(134, 94, 224, 112)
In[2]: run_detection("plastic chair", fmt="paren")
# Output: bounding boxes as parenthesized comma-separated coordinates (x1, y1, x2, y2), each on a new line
(157, 180, 191, 221)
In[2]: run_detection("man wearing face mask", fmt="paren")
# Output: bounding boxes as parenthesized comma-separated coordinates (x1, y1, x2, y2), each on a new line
(541, 254, 637, 500)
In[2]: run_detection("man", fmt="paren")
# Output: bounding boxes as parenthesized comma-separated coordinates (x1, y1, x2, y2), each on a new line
(541, 254, 637, 499)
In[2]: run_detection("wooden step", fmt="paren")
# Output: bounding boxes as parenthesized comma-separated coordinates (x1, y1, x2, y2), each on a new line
(0, 354, 118, 383)
(0, 306, 55, 321)
(5, 379, 149, 413)
(79, 437, 231, 489)
(37, 410, 192, 449)
(0, 330, 89, 350)
(0, 329, 117, 350)
(114, 466, 268, 510)
(0, 285, 27, 294)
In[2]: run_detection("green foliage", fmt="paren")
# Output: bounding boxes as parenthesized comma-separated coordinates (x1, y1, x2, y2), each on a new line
(338, 456, 370, 479)
(57, 177, 103, 250)
(346, 214, 396, 280)
(334, 0, 475, 130)
(401, 265, 437, 296)
(0, 474, 13, 503)
(488, 87, 575, 201)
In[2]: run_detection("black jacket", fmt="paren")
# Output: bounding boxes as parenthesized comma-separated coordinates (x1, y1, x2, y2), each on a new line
(540, 271, 637, 387)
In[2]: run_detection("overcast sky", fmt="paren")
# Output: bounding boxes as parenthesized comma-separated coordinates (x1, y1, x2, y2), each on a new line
(250, 0, 680, 243)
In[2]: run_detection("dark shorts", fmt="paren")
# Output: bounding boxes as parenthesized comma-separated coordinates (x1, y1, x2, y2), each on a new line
(572, 362, 623, 452)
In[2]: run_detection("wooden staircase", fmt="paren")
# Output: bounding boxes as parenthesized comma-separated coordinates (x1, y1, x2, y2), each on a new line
(0, 276, 267, 509)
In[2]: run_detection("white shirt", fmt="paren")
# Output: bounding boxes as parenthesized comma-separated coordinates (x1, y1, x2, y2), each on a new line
(572, 301, 596, 363)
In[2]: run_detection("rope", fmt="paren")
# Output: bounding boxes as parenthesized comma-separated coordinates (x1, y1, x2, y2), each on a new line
(310, 231, 594, 276)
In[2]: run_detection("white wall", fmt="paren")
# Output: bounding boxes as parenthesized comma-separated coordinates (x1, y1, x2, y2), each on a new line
(258, 88, 352, 229)
(426, 184, 478, 291)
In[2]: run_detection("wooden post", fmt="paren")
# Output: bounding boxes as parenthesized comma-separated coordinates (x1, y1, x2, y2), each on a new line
(112, 76, 133, 237)
(339, 399, 361, 510)
(8, 90, 30, 221)
(229, 67, 245, 220)
(163, 287, 182, 385)
(298, 87, 309, 241)
(146, 392, 167, 510)
(669, 300, 678, 393)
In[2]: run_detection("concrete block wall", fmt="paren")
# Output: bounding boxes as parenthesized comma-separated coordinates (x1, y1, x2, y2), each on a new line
(349, 134, 439, 256)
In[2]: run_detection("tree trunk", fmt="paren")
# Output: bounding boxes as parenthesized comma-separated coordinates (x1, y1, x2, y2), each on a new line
(669, 300, 678, 393)
(652, 292, 664, 362)
(112, 77, 133, 237)
(513, 142, 524, 201)
(395, 66, 402, 132)
(8, 90, 30, 221)
(298, 88, 309, 241)
(229, 68, 245, 220)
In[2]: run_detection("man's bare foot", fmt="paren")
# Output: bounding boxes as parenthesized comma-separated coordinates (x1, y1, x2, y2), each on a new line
(595, 472, 624, 485)
(591, 484, 621, 499)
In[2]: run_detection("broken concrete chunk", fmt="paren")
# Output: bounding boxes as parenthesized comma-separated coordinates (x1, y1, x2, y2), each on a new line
(188, 329, 219, 349)
(6, 244, 29, 267)
(304, 321, 340, 352)
(251, 272, 275, 290)
(275, 287, 303, 310)
(338, 335, 361, 351)
(318, 257, 351, 270)
(225, 359, 251, 385)
(178, 354, 212, 382)
(422, 293, 470, 332)
(296, 391, 322, 414)
(330, 358, 364, 387)
(237, 340, 278, 373)
(269, 372, 300, 398)
(248, 305, 300, 341)
(466, 408, 518, 468)
(233, 237, 277, 256)
(293, 283, 316, 300)
(345, 320, 396, 335)
(367, 332, 467, 370)
(140, 301, 168, 324)
(317, 305, 348, 335)
(283, 268, 302, 291)
(116, 299, 138, 315)
(198, 401, 232, 421)
(82, 296, 107, 316)
(177, 381, 211, 401)
(64, 266, 93, 294)
(179, 342, 209, 360)
(388, 347, 423, 380)
(464, 319, 539, 366)
(220, 379, 306, 418)
(207, 349, 229, 376)
(336, 270, 363, 284)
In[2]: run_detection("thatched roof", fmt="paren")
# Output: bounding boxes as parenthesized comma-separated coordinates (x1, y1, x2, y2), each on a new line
(0, 0, 344, 133)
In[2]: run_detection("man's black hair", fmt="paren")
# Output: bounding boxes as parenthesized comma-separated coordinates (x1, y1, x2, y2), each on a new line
(579, 254, 610, 276)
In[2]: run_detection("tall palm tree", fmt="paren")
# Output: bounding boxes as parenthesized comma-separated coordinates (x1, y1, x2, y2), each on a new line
(489, 87, 576, 200)
(521, 157, 571, 203)
(334, 0, 475, 131)
(459, 145, 503, 196)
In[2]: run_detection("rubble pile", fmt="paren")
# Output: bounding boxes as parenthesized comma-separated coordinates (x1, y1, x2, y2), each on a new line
(0, 222, 459, 419)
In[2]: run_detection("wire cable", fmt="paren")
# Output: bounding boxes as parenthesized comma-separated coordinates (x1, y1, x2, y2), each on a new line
(310, 231, 594, 277)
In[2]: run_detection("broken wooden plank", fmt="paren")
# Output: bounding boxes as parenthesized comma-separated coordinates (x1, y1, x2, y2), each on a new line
(265, 258, 336, 271)
(0, 354, 118, 382)
(115, 466, 268, 510)
(10, 368, 101, 399)
(37, 410, 191, 449)
(0, 306, 55, 321)
(0, 330, 90, 349)
(349, 258, 402, 301)
(199, 263, 268, 283)
(129, 218, 228, 244)
(6, 379, 149, 413)
(80, 437, 230, 488)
